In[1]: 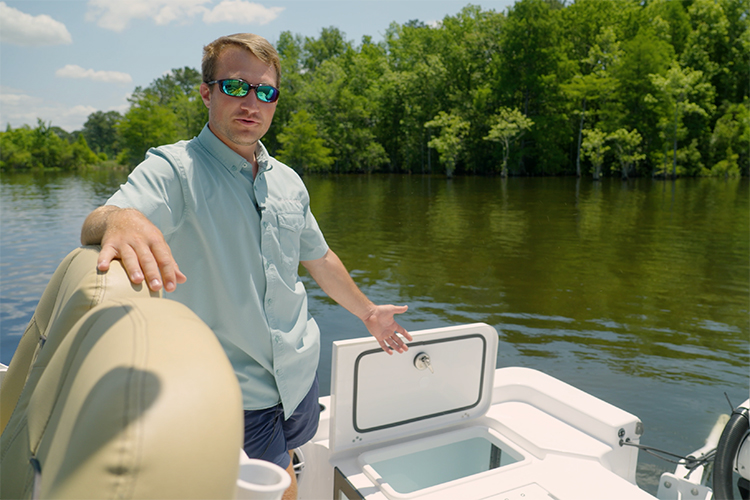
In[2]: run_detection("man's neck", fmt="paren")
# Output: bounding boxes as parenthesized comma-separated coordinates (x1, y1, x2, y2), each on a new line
(251, 152, 259, 179)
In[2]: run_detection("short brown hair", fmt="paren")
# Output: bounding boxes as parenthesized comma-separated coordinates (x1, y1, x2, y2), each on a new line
(202, 33, 281, 87)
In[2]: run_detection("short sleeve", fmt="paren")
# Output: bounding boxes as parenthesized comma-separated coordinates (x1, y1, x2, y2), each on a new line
(299, 205, 329, 262)
(106, 148, 185, 236)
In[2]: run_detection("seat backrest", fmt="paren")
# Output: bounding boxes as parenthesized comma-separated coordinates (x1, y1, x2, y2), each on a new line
(0, 246, 243, 499)
(0, 246, 158, 433)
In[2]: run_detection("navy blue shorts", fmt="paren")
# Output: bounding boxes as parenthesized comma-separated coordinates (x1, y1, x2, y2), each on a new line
(242, 376, 320, 469)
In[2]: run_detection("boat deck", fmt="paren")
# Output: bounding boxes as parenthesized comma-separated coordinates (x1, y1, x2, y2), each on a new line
(298, 366, 655, 500)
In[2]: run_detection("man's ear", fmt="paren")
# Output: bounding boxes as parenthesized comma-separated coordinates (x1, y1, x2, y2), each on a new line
(199, 83, 211, 109)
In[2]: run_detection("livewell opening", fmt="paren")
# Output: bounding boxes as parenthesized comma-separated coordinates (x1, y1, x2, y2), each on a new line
(368, 435, 522, 494)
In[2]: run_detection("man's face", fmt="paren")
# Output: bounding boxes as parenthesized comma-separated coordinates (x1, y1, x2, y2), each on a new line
(200, 46, 278, 162)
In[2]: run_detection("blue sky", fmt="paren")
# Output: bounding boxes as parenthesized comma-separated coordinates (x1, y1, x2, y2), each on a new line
(1, 0, 515, 132)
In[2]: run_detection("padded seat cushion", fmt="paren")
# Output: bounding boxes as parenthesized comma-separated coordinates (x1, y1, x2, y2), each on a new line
(0, 247, 243, 499)
(1, 246, 157, 432)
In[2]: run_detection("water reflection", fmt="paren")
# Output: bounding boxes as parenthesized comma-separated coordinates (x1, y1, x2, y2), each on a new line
(304, 175, 747, 381)
(1, 171, 747, 495)
(0, 170, 126, 358)
(298, 174, 748, 494)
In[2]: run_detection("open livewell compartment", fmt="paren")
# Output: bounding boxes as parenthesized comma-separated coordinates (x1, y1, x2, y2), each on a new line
(329, 323, 521, 497)
(358, 425, 525, 497)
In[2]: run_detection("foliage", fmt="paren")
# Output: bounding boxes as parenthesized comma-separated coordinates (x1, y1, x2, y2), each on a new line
(608, 128, 645, 180)
(581, 128, 610, 180)
(483, 107, 534, 177)
(705, 101, 750, 177)
(82, 110, 122, 159)
(425, 112, 471, 178)
(117, 88, 179, 167)
(276, 109, 335, 173)
(7, 0, 749, 177)
(561, 25, 621, 176)
(646, 63, 716, 177)
(1, 119, 98, 171)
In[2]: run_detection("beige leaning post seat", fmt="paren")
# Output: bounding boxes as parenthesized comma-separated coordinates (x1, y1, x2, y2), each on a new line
(0, 246, 243, 499)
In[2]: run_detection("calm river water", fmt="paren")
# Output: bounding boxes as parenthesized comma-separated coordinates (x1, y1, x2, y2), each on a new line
(1, 170, 748, 494)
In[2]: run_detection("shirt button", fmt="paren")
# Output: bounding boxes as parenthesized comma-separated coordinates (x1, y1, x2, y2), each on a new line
(274, 335, 282, 344)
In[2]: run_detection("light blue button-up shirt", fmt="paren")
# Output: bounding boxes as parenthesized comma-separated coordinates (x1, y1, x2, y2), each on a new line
(107, 125, 329, 417)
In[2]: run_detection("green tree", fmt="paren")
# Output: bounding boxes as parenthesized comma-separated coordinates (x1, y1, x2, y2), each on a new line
(82, 110, 122, 159)
(303, 27, 352, 72)
(0, 120, 99, 171)
(610, 27, 674, 160)
(117, 89, 178, 167)
(643, 0, 691, 56)
(14, 2, 738, 177)
(680, 0, 732, 103)
(381, 20, 447, 172)
(65, 133, 100, 169)
(562, 26, 622, 177)
(149, 67, 202, 105)
(276, 109, 334, 173)
(483, 107, 534, 177)
(147, 67, 206, 140)
(432, 6, 504, 173)
(608, 128, 645, 180)
(425, 111, 471, 178)
(647, 63, 716, 177)
(561, 0, 629, 64)
(719, 0, 750, 104)
(581, 127, 610, 180)
(706, 102, 750, 177)
(266, 31, 306, 153)
(496, 0, 573, 173)
(31, 119, 66, 169)
(0, 125, 34, 170)
(171, 90, 208, 140)
(297, 57, 386, 173)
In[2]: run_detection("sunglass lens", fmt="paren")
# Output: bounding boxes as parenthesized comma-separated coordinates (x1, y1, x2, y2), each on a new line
(256, 85, 279, 103)
(222, 80, 249, 97)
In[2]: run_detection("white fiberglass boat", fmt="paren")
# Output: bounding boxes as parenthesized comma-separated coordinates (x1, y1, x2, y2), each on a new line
(0, 247, 747, 500)
(293, 322, 748, 500)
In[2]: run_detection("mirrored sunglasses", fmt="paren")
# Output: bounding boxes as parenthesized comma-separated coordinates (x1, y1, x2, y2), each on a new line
(206, 79, 280, 103)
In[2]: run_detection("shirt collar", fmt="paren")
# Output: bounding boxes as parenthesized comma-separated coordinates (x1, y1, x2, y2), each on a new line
(255, 141, 273, 175)
(197, 124, 273, 176)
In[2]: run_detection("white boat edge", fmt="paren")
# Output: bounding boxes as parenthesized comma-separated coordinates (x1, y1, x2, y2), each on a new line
(1, 349, 745, 500)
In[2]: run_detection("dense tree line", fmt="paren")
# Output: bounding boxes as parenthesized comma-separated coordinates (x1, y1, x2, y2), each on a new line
(0, 67, 206, 172)
(2, 0, 747, 177)
(0, 119, 100, 171)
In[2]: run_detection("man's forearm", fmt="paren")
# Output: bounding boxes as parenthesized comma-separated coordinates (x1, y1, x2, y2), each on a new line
(302, 249, 411, 353)
(81, 205, 120, 245)
(79, 205, 185, 291)
(301, 249, 375, 321)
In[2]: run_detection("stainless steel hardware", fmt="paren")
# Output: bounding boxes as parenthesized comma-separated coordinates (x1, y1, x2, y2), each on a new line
(414, 352, 433, 373)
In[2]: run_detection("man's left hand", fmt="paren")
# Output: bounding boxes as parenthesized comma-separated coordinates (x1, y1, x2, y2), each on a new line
(362, 305, 412, 354)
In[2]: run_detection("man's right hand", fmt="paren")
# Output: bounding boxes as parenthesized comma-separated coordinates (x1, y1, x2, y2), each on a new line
(81, 206, 187, 292)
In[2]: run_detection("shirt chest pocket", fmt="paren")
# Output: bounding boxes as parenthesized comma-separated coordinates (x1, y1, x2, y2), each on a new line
(276, 211, 305, 271)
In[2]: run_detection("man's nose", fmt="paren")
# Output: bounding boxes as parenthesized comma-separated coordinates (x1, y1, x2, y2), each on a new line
(239, 91, 260, 107)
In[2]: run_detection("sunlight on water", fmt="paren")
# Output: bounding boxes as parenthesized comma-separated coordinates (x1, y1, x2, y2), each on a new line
(1, 171, 747, 495)
(0, 172, 125, 356)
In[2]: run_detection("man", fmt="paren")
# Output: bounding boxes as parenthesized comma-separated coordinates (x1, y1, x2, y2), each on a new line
(80, 33, 411, 499)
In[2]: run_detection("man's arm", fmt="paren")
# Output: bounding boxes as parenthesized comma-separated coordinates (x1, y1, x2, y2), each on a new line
(81, 206, 186, 292)
(301, 249, 411, 354)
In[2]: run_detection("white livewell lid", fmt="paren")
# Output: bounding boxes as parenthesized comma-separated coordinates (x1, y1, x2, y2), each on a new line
(329, 323, 498, 454)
